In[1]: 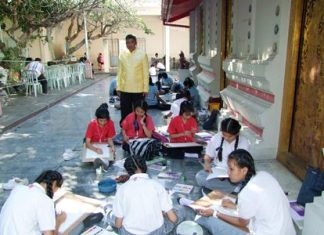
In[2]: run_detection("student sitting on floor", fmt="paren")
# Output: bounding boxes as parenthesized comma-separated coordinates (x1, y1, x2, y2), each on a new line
(167, 101, 198, 143)
(112, 155, 178, 235)
(183, 77, 200, 110)
(85, 103, 116, 169)
(164, 90, 191, 119)
(146, 76, 171, 111)
(196, 149, 296, 235)
(121, 100, 155, 152)
(195, 118, 249, 193)
(0, 170, 66, 235)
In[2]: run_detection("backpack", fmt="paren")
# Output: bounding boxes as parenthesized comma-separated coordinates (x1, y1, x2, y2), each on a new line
(297, 166, 324, 206)
(127, 138, 161, 161)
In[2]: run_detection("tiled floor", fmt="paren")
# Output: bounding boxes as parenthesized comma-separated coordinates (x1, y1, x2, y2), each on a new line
(0, 76, 302, 234)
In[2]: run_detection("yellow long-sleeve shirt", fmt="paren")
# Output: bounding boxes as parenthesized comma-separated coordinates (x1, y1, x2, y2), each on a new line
(117, 48, 149, 93)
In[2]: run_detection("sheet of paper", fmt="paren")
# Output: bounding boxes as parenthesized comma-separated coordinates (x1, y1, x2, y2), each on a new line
(56, 196, 99, 234)
(82, 144, 113, 162)
(206, 167, 228, 180)
(184, 152, 199, 158)
(81, 225, 117, 235)
(164, 142, 202, 148)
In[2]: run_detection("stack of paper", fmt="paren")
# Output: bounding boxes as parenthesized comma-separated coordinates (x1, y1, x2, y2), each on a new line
(81, 225, 116, 235)
(172, 183, 194, 194)
(158, 171, 182, 180)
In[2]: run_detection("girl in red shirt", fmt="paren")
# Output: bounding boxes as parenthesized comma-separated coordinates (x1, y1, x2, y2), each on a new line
(121, 100, 155, 141)
(167, 101, 198, 142)
(85, 103, 116, 154)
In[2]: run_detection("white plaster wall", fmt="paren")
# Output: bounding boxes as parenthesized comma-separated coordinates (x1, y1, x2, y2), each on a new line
(27, 15, 189, 68)
(222, 0, 292, 159)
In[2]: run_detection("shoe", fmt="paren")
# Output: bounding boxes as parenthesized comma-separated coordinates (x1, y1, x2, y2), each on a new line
(93, 158, 109, 171)
(63, 149, 78, 161)
(3, 177, 29, 190)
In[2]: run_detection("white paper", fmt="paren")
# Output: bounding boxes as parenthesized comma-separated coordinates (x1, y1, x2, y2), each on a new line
(82, 144, 113, 162)
(195, 132, 213, 138)
(56, 197, 99, 234)
(184, 152, 199, 158)
(163, 142, 202, 148)
(81, 225, 117, 235)
(206, 167, 228, 180)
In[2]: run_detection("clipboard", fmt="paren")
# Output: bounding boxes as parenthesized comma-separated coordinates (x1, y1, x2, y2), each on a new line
(82, 143, 114, 162)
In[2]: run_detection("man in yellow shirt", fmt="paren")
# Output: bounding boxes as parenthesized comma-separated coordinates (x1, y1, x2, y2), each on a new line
(117, 34, 149, 123)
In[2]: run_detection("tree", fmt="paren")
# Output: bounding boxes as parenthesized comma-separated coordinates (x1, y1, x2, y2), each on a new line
(65, 0, 152, 56)
(0, 0, 104, 53)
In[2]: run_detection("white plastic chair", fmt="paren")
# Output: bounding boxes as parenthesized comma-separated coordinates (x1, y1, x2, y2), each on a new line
(22, 70, 42, 97)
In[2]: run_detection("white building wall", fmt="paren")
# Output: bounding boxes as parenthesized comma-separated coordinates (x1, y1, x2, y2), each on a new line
(221, 0, 292, 159)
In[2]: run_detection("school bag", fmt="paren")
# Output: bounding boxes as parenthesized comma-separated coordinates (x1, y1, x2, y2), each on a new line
(127, 138, 161, 161)
(297, 166, 324, 206)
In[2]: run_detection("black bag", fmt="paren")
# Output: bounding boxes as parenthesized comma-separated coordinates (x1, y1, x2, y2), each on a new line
(203, 110, 219, 130)
(297, 166, 324, 206)
(125, 139, 161, 161)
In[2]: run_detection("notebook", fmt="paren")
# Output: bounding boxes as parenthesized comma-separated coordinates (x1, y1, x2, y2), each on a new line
(82, 144, 113, 162)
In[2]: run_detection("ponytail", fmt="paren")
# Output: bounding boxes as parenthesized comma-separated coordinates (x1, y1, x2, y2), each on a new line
(234, 135, 239, 150)
(35, 170, 63, 199)
(216, 137, 224, 162)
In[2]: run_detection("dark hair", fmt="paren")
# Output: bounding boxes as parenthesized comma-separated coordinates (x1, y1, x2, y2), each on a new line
(35, 58, 41, 62)
(124, 155, 147, 175)
(125, 34, 137, 42)
(95, 103, 110, 119)
(161, 72, 168, 79)
(216, 118, 241, 162)
(221, 118, 241, 135)
(35, 170, 63, 199)
(228, 149, 256, 191)
(134, 100, 148, 113)
(183, 77, 194, 88)
(179, 101, 194, 115)
(149, 76, 154, 86)
(157, 73, 163, 80)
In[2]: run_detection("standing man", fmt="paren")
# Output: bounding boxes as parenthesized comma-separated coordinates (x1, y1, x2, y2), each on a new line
(117, 34, 149, 123)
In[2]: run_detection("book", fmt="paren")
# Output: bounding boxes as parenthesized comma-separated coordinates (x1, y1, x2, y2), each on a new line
(188, 194, 239, 218)
(82, 144, 113, 163)
(184, 152, 199, 158)
(289, 200, 305, 221)
(172, 183, 194, 194)
(158, 171, 182, 180)
(206, 167, 228, 180)
(148, 163, 166, 171)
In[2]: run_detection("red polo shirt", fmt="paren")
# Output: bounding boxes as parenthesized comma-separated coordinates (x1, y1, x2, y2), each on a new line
(167, 116, 198, 143)
(122, 112, 155, 139)
(85, 119, 116, 143)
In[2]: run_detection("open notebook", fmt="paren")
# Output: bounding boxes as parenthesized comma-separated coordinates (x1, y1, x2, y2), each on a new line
(82, 143, 113, 162)
(206, 167, 228, 180)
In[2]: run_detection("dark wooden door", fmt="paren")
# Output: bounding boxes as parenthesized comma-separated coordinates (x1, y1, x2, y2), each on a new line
(289, 0, 324, 170)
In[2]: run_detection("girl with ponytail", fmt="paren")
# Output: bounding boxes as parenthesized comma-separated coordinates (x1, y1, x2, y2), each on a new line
(85, 103, 116, 167)
(0, 170, 66, 235)
(112, 155, 178, 234)
(196, 149, 296, 235)
(195, 118, 249, 193)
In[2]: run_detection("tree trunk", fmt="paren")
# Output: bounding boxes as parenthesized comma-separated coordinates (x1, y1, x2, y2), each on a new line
(67, 38, 86, 55)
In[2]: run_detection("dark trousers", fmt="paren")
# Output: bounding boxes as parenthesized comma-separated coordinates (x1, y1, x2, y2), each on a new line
(148, 103, 171, 111)
(120, 92, 144, 124)
(38, 74, 48, 94)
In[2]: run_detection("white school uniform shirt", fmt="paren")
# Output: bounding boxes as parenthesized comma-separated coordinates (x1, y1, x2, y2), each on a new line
(170, 98, 187, 118)
(205, 132, 249, 169)
(0, 183, 56, 235)
(149, 66, 157, 76)
(238, 171, 296, 235)
(27, 61, 45, 77)
(113, 173, 173, 234)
